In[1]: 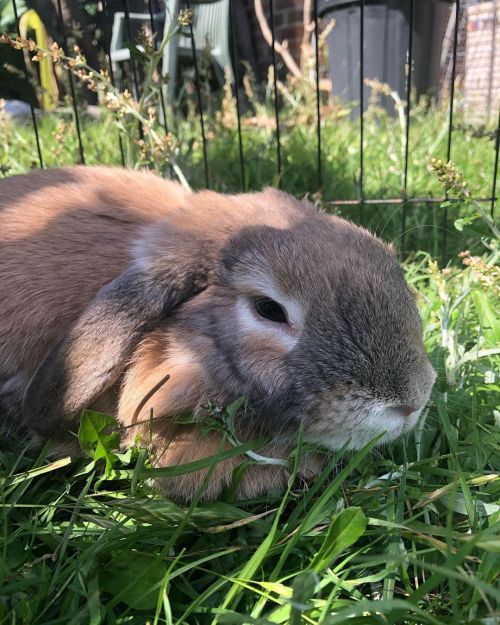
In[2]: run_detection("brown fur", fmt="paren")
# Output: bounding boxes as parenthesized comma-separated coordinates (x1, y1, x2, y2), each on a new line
(0, 165, 436, 501)
(0, 167, 185, 375)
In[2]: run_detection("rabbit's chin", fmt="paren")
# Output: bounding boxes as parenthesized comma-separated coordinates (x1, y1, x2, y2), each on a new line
(305, 408, 424, 451)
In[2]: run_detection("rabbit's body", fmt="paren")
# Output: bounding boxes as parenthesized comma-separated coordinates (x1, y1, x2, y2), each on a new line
(0, 166, 436, 500)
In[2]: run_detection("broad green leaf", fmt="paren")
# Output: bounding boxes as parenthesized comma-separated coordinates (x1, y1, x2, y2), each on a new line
(78, 410, 120, 473)
(309, 507, 367, 573)
(225, 397, 246, 421)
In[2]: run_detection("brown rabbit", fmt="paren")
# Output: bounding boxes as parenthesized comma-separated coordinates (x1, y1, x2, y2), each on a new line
(0, 166, 436, 500)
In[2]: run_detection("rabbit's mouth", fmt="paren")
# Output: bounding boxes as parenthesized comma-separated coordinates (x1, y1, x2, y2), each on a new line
(304, 403, 425, 451)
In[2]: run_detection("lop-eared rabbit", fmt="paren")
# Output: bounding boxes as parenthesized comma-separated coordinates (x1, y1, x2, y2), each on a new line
(0, 166, 436, 500)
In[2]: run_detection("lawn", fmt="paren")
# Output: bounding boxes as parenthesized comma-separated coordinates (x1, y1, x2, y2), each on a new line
(1, 88, 498, 260)
(0, 49, 499, 623)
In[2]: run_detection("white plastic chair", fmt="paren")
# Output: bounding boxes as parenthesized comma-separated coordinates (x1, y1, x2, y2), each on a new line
(109, 0, 232, 104)
(109, 11, 164, 77)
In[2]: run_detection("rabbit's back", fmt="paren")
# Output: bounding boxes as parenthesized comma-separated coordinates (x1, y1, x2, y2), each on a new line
(0, 166, 188, 377)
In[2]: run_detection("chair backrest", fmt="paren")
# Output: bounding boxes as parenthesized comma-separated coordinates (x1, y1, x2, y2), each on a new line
(166, 0, 230, 59)
(162, 0, 232, 98)
(192, 0, 229, 57)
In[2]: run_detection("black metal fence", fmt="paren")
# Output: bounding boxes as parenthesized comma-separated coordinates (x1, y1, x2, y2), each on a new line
(5, 0, 500, 261)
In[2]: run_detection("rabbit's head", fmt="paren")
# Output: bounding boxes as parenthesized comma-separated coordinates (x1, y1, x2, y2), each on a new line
(161, 214, 436, 451)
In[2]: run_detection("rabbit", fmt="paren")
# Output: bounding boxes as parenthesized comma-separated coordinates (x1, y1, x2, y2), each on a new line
(0, 165, 436, 500)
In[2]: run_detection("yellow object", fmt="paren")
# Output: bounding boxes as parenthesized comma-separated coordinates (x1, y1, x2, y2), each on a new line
(19, 9, 58, 110)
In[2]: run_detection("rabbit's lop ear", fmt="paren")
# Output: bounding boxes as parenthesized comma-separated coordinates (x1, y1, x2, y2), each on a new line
(22, 225, 215, 437)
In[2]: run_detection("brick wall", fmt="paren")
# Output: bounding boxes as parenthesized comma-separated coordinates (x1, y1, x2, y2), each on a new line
(464, 1, 499, 120)
(440, 1, 468, 98)
(439, 0, 499, 120)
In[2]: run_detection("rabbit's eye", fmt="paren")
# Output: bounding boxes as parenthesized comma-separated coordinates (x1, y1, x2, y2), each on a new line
(254, 297, 288, 323)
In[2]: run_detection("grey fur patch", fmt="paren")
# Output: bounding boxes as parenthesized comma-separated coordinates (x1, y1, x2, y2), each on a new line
(0, 373, 27, 430)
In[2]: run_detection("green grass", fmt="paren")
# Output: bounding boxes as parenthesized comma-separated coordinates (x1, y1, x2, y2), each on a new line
(1, 247, 498, 624)
(0, 64, 499, 622)
(1, 92, 498, 259)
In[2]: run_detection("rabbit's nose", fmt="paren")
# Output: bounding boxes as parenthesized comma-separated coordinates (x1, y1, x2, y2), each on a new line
(391, 404, 418, 418)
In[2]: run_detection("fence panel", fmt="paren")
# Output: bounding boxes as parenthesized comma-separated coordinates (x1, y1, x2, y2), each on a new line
(3, 0, 499, 261)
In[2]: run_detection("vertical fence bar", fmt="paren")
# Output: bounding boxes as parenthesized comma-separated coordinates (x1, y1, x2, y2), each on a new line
(446, 1, 459, 170)
(122, 0, 144, 141)
(358, 0, 365, 221)
(229, 0, 246, 191)
(269, 0, 282, 186)
(185, 0, 209, 188)
(102, 0, 126, 166)
(11, 0, 43, 168)
(441, 0, 460, 264)
(123, 0, 141, 102)
(55, 0, 85, 164)
(487, 0, 497, 119)
(491, 107, 500, 219)
(147, 0, 169, 134)
(313, 0, 322, 190)
(401, 0, 414, 256)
